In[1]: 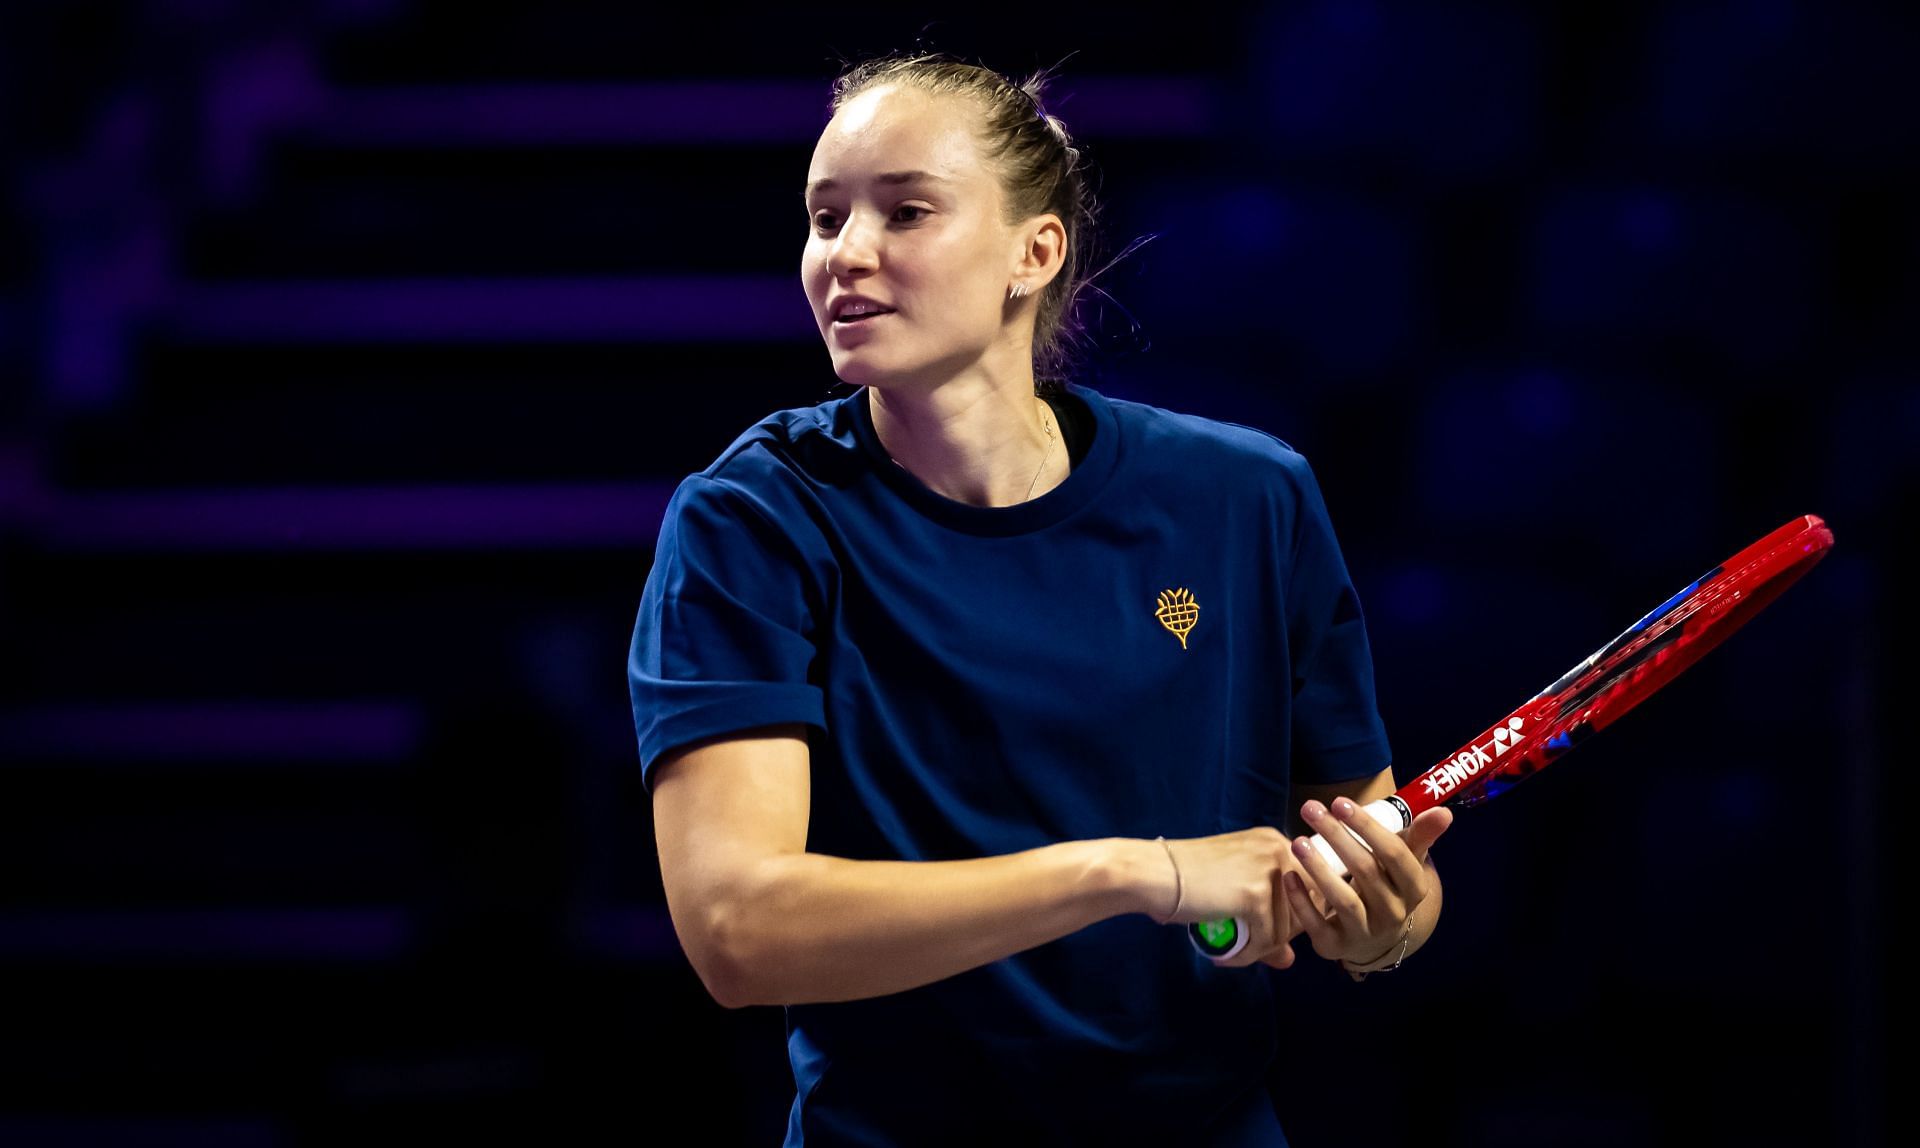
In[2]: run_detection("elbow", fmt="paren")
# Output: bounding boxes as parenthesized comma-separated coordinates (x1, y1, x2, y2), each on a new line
(671, 852, 815, 1009)
(685, 955, 756, 1011)
(679, 888, 779, 1010)
(677, 906, 749, 1009)
(700, 970, 754, 1012)
(701, 929, 758, 1011)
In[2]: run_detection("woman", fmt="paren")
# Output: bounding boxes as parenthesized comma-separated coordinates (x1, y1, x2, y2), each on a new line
(628, 50, 1452, 1147)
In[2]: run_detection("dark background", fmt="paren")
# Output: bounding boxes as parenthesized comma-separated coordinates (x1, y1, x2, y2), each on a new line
(1, 2, 1907, 1145)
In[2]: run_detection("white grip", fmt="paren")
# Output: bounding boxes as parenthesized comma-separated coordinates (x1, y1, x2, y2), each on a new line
(1304, 797, 1409, 877)
(1188, 797, 1411, 961)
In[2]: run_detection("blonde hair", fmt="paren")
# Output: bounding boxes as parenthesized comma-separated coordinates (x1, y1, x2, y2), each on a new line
(828, 50, 1115, 394)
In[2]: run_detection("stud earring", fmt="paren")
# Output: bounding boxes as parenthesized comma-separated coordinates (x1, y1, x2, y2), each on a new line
(1008, 282, 1029, 299)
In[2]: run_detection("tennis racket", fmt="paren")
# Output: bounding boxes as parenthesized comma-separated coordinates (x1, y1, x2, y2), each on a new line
(1189, 513, 1836, 961)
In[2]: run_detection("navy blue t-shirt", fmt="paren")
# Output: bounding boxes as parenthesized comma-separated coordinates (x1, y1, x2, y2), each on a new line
(628, 382, 1391, 1147)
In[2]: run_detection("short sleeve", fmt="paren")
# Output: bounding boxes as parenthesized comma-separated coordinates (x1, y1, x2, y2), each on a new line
(1283, 456, 1393, 785)
(627, 473, 827, 790)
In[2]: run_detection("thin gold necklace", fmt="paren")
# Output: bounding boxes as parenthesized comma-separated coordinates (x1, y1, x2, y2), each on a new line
(886, 396, 1058, 503)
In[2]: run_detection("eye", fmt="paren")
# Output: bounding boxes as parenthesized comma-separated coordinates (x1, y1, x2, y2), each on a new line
(808, 205, 930, 233)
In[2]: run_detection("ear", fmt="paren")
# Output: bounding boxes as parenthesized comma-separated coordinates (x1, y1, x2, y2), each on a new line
(1014, 213, 1068, 293)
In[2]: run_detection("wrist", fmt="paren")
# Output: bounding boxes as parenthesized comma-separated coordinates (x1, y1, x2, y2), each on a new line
(1343, 931, 1405, 971)
(1150, 836, 1184, 924)
(1340, 903, 1418, 980)
(1094, 837, 1177, 921)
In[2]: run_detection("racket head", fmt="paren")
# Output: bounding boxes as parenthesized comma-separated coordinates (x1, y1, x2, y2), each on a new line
(1437, 515, 1834, 809)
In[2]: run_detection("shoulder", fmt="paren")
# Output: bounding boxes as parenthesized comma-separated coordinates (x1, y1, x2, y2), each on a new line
(668, 391, 863, 528)
(701, 391, 862, 488)
(1100, 390, 1321, 495)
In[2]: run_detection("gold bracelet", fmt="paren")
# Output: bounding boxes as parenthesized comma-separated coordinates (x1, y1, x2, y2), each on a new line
(1340, 912, 1415, 982)
(1152, 836, 1184, 924)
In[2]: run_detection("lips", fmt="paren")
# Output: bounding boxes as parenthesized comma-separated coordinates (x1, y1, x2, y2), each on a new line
(830, 309, 891, 341)
(830, 297, 896, 322)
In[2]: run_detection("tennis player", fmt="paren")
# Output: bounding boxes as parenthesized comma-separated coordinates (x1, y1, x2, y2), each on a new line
(629, 49, 1453, 1147)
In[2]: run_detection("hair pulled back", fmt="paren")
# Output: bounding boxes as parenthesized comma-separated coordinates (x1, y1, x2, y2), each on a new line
(827, 50, 1107, 395)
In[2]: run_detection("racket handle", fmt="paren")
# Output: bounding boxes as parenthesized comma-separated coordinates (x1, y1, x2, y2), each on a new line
(1187, 798, 1411, 961)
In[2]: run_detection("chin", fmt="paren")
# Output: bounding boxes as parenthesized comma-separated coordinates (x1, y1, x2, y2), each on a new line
(830, 354, 910, 391)
(830, 358, 878, 389)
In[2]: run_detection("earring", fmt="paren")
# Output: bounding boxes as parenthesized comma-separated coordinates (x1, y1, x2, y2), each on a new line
(1009, 282, 1029, 299)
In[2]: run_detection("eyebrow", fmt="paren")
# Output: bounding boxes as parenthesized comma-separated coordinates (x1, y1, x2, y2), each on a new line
(803, 170, 953, 199)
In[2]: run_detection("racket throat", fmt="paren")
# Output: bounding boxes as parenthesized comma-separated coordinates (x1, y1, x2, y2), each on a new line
(1384, 794, 1413, 830)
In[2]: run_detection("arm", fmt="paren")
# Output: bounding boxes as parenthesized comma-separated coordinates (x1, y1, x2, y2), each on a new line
(1288, 766, 1449, 970)
(652, 723, 1177, 1009)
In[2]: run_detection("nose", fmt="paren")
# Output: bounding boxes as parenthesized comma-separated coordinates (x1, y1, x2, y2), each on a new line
(825, 208, 881, 279)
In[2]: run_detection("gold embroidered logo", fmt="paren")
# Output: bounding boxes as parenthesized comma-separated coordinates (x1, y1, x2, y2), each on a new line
(1154, 587, 1200, 649)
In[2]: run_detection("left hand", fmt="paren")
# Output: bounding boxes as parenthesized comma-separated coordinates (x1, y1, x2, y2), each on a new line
(1282, 797, 1453, 967)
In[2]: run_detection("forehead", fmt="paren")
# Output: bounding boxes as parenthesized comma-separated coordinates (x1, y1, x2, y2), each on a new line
(806, 84, 989, 194)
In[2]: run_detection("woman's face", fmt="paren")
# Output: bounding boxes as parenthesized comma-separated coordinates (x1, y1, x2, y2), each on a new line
(802, 84, 1024, 390)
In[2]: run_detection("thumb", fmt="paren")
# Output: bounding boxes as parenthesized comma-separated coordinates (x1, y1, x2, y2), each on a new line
(1403, 806, 1454, 862)
(1258, 939, 1297, 970)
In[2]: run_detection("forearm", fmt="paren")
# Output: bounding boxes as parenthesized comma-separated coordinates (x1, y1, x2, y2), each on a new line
(687, 838, 1167, 1008)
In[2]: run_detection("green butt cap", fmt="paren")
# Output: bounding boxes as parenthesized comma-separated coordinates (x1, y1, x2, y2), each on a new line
(1193, 918, 1239, 953)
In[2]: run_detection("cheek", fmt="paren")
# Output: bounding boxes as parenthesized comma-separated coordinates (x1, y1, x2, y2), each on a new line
(799, 251, 829, 303)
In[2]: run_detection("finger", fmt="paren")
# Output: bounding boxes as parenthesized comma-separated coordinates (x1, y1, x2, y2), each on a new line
(1282, 870, 1340, 960)
(1299, 799, 1379, 884)
(1257, 940, 1296, 970)
(1278, 839, 1333, 918)
(1247, 892, 1295, 969)
(1330, 798, 1426, 897)
(1302, 801, 1396, 917)
(1291, 833, 1367, 935)
(1326, 797, 1412, 864)
(1403, 806, 1455, 862)
(1270, 843, 1293, 952)
(1227, 919, 1292, 971)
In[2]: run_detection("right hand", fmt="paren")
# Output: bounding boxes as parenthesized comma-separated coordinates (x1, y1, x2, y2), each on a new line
(1153, 828, 1306, 969)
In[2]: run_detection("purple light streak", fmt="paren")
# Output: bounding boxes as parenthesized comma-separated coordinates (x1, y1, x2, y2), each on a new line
(164, 276, 810, 342)
(0, 702, 423, 765)
(30, 481, 673, 552)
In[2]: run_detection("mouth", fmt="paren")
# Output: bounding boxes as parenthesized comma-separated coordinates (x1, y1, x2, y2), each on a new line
(833, 309, 894, 325)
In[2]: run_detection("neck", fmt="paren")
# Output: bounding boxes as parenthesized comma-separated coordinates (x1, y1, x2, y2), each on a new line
(869, 378, 1066, 508)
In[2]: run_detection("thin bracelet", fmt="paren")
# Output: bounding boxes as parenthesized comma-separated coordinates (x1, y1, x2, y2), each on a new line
(1152, 836, 1184, 924)
(1341, 912, 1416, 982)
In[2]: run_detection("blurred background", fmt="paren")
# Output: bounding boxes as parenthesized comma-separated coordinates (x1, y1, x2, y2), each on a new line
(0, 1, 1908, 1144)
